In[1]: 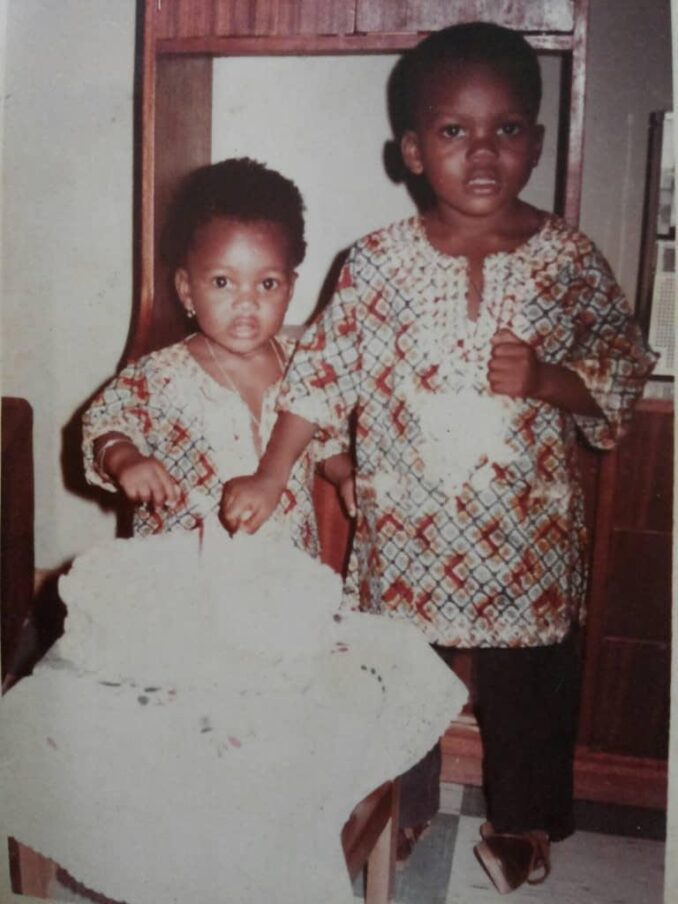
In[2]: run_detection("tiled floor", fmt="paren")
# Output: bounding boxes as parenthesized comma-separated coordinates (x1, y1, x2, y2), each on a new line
(353, 783, 666, 904)
(48, 782, 666, 903)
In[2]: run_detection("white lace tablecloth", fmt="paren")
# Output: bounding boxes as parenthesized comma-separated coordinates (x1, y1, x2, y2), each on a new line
(1, 521, 466, 904)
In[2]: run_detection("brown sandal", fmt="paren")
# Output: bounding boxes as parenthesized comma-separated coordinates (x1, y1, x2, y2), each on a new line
(474, 829, 550, 894)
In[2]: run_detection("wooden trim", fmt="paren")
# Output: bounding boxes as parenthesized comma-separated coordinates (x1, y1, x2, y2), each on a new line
(577, 447, 618, 744)
(441, 719, 668, 810)
(127, 0, 159, 361)
(154, 32, 575, 57)
(636, 113, 667, 336)
(355, 0, 575, 34)
(563, 0, 589, 224)
(441, 718, 484, 787)
(572, 746, 668, 811)
(637, 397, 674, 414)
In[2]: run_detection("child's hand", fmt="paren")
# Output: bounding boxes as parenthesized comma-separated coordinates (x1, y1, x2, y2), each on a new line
(488, 329, 543, 399)
(337, 474, 357, 519)
(318, 453, 357, 519)
(117, 456, 181, 508)
(220, 473, 286, 535)
(100, 439, 180, 507)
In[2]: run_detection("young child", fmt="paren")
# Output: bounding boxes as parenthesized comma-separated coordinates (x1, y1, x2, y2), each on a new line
(220, 24, 656, 893)
(83, 157, 348, 552)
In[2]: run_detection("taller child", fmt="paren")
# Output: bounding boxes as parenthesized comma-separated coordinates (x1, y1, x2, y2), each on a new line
(221, 24, 656, 892)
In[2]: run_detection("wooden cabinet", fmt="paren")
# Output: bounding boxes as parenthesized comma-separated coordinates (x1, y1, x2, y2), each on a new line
(355, 0, 576, 33)
(153, 0, 356, 38)
(579, 400, 672, 763)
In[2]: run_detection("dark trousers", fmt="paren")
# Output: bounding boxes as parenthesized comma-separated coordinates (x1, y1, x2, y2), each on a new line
(399, 635, 579, 841)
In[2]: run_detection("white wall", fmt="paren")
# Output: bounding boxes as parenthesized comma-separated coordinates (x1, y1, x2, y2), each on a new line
(0, 0, 672, 570)
(1, 0, 136, 569)
(0, 0, 7, 320)
(580, 0, 673, 298)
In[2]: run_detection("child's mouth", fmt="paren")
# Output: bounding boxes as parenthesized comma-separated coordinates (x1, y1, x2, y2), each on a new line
(230, 318, 259, 338)
(467, 177, 499, 194)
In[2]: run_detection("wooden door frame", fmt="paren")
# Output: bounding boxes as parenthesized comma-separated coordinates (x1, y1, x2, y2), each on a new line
(131, 0, 589, 359)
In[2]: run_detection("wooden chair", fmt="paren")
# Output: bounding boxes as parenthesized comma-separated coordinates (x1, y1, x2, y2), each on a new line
(342, 780, 400, 904)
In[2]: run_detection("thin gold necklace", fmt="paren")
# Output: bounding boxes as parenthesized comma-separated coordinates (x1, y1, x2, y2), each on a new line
(204, 336, 284, 429)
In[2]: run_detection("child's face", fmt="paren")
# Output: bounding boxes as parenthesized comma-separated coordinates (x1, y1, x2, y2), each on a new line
(175, 217, 296, 357)
(401, 62, 544, 223)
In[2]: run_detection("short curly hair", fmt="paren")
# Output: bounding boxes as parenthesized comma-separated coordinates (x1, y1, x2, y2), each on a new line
(388, 22, 542, 139)
(164, 157, 306, 269)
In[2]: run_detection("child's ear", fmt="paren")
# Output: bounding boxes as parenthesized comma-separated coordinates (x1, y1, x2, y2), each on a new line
(400, 130, 425, 176)
(174, 268, 194, 316)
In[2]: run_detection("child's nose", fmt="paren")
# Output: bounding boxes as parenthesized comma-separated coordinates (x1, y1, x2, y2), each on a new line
(234, 287, 258, 308)
(468, 132, 498, 157)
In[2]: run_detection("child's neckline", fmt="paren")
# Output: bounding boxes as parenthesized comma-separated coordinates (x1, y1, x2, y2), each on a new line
(181, 334, 287, 402)
(181, 335, 288, 457)
(411, 211, 553, 264)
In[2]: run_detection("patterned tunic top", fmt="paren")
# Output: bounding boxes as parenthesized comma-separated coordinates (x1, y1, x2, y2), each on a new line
(278, 215, 657, 647)
(83, 335, 339, 554)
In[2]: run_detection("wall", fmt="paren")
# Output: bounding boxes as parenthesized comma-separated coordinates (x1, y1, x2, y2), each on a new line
(0, 0, 7, 326)
(580, 0, 673, 296)
(1, 0, 136, 569)
(0, 0, 672, 570)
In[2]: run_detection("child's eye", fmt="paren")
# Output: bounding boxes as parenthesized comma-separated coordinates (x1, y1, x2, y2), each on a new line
(499, 122, 523, 137)
(440, 124, 463, 139)
(213, 275, 230, 289)
(261, 277, 280, 291)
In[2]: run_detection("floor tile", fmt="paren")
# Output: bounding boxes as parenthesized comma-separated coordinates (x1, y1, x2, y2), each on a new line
(439, 782, 465, 815)
(446, 815, 665, 904)
(353, 813, 459, 904)
(393, 814, 459, 904)
(460, 784, 486, 818)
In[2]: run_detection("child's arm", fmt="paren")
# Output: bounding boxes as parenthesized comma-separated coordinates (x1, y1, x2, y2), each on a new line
(223, 248, 362, 533)
(489, 330, 603, 417)
(317, 452, 356, 518)
(93, 432, 180, 507)
(221, 412, 317, 533)
(83, 355, 183, 508)
(489, 234, 658, 445)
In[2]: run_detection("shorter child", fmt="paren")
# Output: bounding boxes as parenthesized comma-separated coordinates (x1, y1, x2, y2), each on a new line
(83, 158, 348, 551)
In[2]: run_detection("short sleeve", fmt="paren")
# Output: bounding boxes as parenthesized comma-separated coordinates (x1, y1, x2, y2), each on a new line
(82, 361, 155, 491)
(277, 249, 361, 449)
(561, 246, 658, 448)
(307, 430, 349, 464)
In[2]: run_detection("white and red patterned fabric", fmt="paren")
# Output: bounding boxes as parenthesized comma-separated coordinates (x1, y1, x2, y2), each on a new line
(278, 215, 657, 647)
(83, 334, 339, 553)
